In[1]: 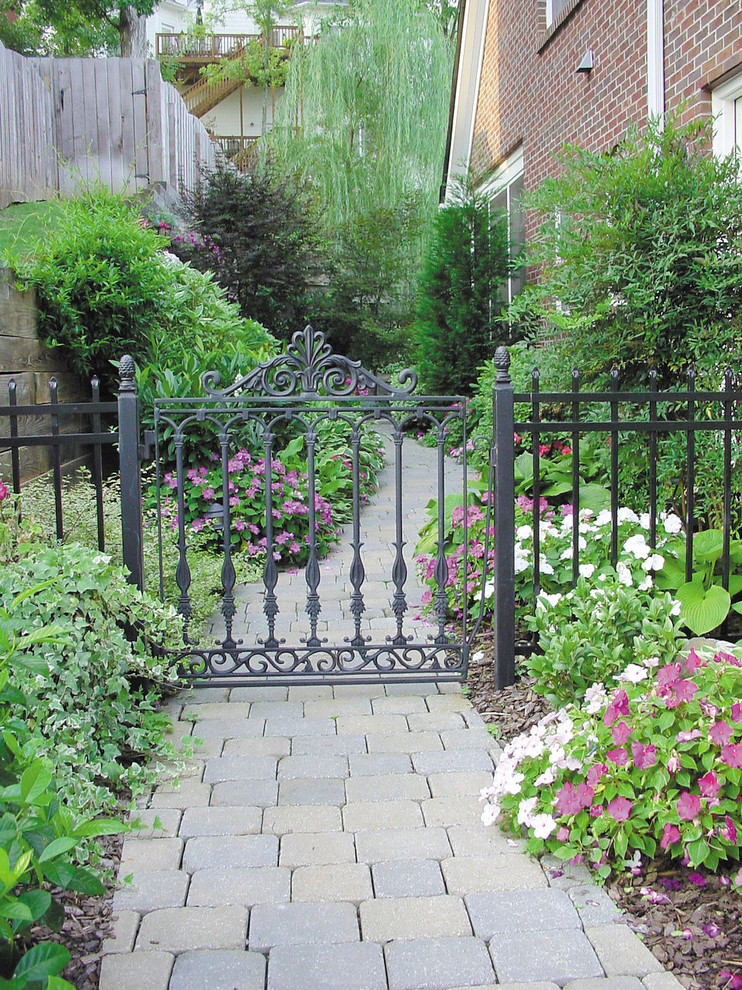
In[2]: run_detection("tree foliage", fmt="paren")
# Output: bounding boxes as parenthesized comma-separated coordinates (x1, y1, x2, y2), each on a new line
(512, 116, 742, 388)
(416, 178, 511, 395)
(0, 0, 153, 55)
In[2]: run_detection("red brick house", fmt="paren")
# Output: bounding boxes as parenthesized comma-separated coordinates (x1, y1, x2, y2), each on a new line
(443, 0, 742, 300)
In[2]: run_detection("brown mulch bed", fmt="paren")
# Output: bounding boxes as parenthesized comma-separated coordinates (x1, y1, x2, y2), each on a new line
(467, 654, 742, 990)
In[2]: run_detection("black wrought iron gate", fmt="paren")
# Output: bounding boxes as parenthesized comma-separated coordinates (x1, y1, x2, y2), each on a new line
(148, 326, 486, 686)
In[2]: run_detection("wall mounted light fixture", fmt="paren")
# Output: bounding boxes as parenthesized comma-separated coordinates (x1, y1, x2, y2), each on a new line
(576, 49, 594, 73)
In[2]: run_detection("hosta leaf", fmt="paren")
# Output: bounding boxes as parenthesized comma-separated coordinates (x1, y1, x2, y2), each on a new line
(676, 581, 731, 636)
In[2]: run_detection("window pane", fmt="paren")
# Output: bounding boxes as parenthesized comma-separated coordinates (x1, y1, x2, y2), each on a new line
(552, 0, 570, 22)
(735, 96, 742, 161)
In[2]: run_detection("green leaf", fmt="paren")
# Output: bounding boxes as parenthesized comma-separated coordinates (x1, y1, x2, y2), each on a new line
(17, 890, 51, 924)
(12, 942, 70, 981)
(47, 977, 77, 990)
(676, 580, 731, 636)
(72, 819, 126, 839)
(19, 763, 52, 805)
(579, 484, 611, 512)
(38, 838, 77, 865)
(692, 529, 724, 563)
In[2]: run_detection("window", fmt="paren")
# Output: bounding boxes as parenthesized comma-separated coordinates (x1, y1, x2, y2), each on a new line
(481, 146, 525, 307)
(712, 73, 742, 162)
(545, 0, 570, 28)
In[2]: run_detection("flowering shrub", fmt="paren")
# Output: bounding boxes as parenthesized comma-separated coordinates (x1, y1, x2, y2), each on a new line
(481, 643, 742, 879)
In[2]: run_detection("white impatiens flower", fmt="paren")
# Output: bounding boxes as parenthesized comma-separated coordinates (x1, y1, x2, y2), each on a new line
(624, 534, 650, 559)
(617, 507, 639, 524)
(531, 814, 558, 839)
(662, 512, 683, 535)
(539, 556, 555, 576)
(641, 553, 665, 572)
(584, 682, 607, 714)
(579, 563, 596, 579)
(670, 600, 682, 616)
(639, 512, 651, 530)
(517, 796, 539, 827)
(516, 524, 533, 541)
(616, 561, 633, 587)
(534, 767, 556, 786)
(643, 656, 660, 668)
(481, 803, 500, 827)
(638, 575, 653, 591)
(618, 663, 649, 684)
(514, 550, 530, 574)
(595, 509, 612, 527)
(536, 591, 562, 610)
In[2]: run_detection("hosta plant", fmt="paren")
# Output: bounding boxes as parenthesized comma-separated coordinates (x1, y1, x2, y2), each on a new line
(482, 642, 742, 879)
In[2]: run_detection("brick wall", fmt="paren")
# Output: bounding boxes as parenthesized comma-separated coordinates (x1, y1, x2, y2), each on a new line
(470, 0, 742, 224)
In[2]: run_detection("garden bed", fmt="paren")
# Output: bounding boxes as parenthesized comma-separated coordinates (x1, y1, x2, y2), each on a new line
(467, 652, 742, 990)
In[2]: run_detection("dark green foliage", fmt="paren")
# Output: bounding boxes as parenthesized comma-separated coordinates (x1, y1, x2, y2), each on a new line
(512, 116, 742, 388)
(0, 0, 154, 55)
(174, 163, 323, 339)
(416, 179, 510, 395)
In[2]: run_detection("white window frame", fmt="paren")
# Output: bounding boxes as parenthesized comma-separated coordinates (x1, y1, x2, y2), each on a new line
(545, 0, 570, 29)
(479, 145, 525, 307)
(712, 74, 742, 162)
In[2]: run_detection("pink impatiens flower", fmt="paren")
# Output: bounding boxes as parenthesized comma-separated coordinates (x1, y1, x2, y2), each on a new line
(611, 721, 632, 746)
(721, 816, 738, 845)
(709, 721, 733, 746)
(586, 763, 608, 788)
(631, 741, 657, 770)
(721, 743, 742, 769)
(603, 689, 630, 727)
(605, 797, 632, 822)
(698, 770, 720, 799)
(731, 702, 742, 723)
(676, 792, 701, 820)
(607, 747, 629, 767)
(660, 823, 681, 850)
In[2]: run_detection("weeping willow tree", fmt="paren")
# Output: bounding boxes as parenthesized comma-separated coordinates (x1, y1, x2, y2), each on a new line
(267, 0, 453, 364)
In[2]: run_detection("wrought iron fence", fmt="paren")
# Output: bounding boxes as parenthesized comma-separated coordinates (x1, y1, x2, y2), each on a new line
(490, 347, 742, 689)
(0, 376, 120, 551)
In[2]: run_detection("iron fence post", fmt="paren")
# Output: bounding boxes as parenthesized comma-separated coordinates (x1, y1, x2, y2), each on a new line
(492, 346, 515, 689)
(118, 355, 144, 591)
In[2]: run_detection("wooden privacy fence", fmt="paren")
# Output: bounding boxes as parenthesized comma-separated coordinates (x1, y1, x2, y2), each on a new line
(0, 42, 215, 207)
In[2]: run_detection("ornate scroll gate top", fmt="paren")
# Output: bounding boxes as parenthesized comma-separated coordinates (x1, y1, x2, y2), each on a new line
(153, 326, 484, 686)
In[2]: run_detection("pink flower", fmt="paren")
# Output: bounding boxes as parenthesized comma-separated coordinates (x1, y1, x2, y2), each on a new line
(605, 797, 632, 822)
(676, 792, 701, 820)
(234, 519, 246, 532)
(683, 648, 703, 674)
(722, 816, 738, 845)
(698, 770, 720, 799)
(556, 826, 570, 842)
(575, 782, 595, 808)
(688, 872, 706, 887)
(660, 823, 681, 850)
(555, 783, 582, 816)
(731, 702, 742, 723)
(603, 689, 630, 727)
(0, 481, 7, 502)
(631, 741, 657, 770)
(607, 747, 629, 766)
(586, 763, 608, 787)
(709, 721, 733, 746)
(611, 721, 631, 745)
(539, 444, 551, 456)
(676, 729, 702, 743)
(590, 804, 603, 818)
(667, 753, 681, 774)
(202, 487, 215, 501)
(721, 743, 742, 768)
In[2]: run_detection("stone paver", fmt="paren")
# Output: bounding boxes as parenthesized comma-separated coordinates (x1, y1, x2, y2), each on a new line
(107, 436, 675, 989)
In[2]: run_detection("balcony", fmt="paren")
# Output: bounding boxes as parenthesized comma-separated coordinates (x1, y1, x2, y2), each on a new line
(156, 27, 303, 63)
(212, 134, 261, 172)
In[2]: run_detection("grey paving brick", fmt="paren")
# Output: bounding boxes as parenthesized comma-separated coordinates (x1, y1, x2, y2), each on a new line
(278, 777, 346, 806)
(360, 894, 472, 941)
(230, 686, 289, 701)
(371, 695, 428, 714)
(494, 984, 558, 990)
(291, 732, 367, 756)
(222, 736, 291, 758)
(249, 701, 305, 719)
(345, 772, 430, 803)
(263, 716, 336, 736)
(348, 753, 412, 776)
(279, 830, 356, 867)
(287, 685, 334, 700)
(440, 728, 498, 750)
(129, 808, 182, 839)
(466, 889, 580, 939)
(101, 910, 140, 954)
(425, 694, 471, 712)
(443, 854, 548, 893)
(193, 718, 267, 739)
(355, 826, 452, 863)
(563, 979, 644, 990)
(292, 862, 373, 902)
(136, 905, 248, 952)
(568, 885, 623, 926)
(188, 866, 290, 907)
(407, 711, 467, 732)
(427, 770, 493, 797)
(183, 687, 231, 704)
(641, 974, 686, 990)
(204, 756, 277, 783)
(99, 951, 173, 990)
(334, 684, 386, 698)
(170, 949, 266, 990)
(422, 795, 484, 828)
(211, 779, 278, 807)
(385, 936, 496, 990)
(542, 856, 594, 889)
(267, 942, 386, 990)
(343, 799, 424, 831)
(336, 713, 409, 735)
(585, 926, 664, 978)
(277, 754, 349, 779)
(118, 838, 183, 873)
(113, 870, 189, 912)
(489, 930, 604, 985)
(366, 730, 443, 753)
(446, 826, 526, 858)
(182, 702, 252, 721)
(303, 697, 373, 717)
(181, 736, 224, 758)
(263, 803, 342, 834)
(372, 858, 445, 898)
(248, 901, 359, 950)
(182, 834, 278, 871)
(412, 749, 494, 774)
(179, 806, 262, 838)
(150, 778, 212, 809)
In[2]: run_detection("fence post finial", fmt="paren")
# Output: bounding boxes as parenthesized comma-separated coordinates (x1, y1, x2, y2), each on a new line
(119, 354, 136, 392)
(494, 345, 511, 384)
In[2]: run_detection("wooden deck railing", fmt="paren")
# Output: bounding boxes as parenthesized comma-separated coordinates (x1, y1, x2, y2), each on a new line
(212, 135, 261, 172)
(156, 27, 302, 60)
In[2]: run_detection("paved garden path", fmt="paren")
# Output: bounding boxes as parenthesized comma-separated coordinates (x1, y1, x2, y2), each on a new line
(100, 438, 682, 990)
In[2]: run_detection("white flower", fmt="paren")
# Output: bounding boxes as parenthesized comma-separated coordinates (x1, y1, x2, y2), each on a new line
(584, 682, 607, 714)
(517, 524, 533, 540)
(670, 600, 682, 616)
(616, 561, 633, 587)
(483, 580, 495, 599)
(595, 509, 612, 528)
(540, 556, 555, 576)
(579, 563, 596, 579)
(534, 767, 556, 786)
(617, 507, 639, 524)
(662, 512, 683, 535)
(565, 756, 583, 772)
(618, 663, 649, 684)
(472, 650, 485, 662)
(643, 656, 660, 668)
(554, 718, 574, 746)
(531, 813, 558, 839)
(517, 796, 539, 826)
(548, 743, 566, 767)
(641, 553, 665, 572)
(514, 550, 530, 574)
(536, 591, 562, 610)
(638, 575, 653, 591)
(624, 534, 650, 559)
(639, 512, 651, 529)
(481, 803, 500, 827)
